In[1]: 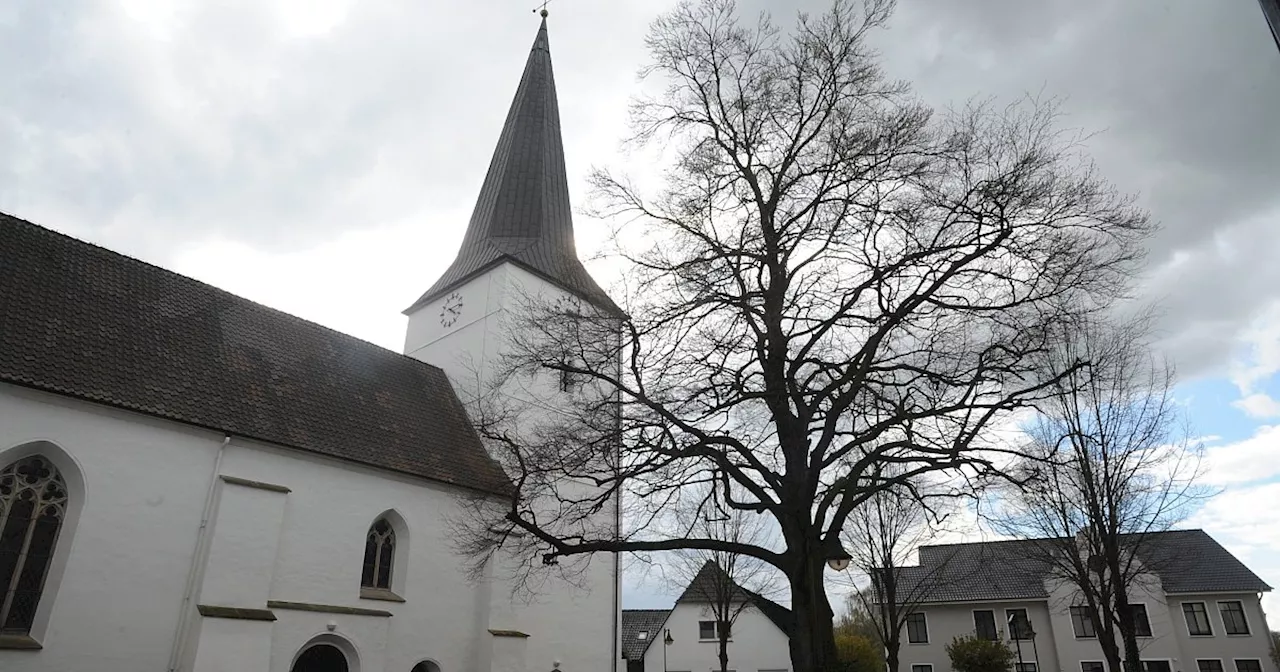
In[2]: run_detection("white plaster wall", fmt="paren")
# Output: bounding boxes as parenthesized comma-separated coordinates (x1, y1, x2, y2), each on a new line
(899, 601, 1062, 672)
(191, 617, 275, 672)
(1167, 594, 1276, 672)
(642, 602, 792, 672)
(221, 437, 489, 672)
(0, 385, 218, 672)
(404, 266, 511, 403)
(903, 587, 1276, 672)
(200, 480, 289, 608)
(405, 261, 622, 672)
(0, 383, 489, 671)
(1044, 573, 1182, 672)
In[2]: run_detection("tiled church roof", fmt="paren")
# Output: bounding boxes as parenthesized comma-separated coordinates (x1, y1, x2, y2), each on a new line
(0, 213, 513, 496)
(404, 18, 622, 317)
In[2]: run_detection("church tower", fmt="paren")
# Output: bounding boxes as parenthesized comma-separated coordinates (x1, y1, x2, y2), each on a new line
(403, 15, 620, 399)
(401, 15, 622, 672)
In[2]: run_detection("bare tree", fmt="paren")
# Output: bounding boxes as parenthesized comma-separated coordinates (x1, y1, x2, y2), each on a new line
(456, 1, 1153, 670)
(667, 504, 781, 672)
(844, 478, 957, 672)
(993, 316, 1207, 672)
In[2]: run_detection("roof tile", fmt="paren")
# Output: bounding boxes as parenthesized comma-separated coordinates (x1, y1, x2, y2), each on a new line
(0, 213, 512, 496)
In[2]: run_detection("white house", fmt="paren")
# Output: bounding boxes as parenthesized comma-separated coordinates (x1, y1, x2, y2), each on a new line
(0, 15, 621, 672)
(890, 530, 1275, 672)
(622, 562, 793, 672)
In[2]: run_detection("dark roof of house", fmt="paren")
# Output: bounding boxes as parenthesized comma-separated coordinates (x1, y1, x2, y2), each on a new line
(896, 529, 1271, 604)
(677, 560, 794, 636)
(621, 609, 670, 660)
(0, 213, 513, 496)
(405, 18, 621, 317)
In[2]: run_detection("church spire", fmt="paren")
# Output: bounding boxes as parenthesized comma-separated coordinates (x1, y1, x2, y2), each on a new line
(406, 17, 620, 316)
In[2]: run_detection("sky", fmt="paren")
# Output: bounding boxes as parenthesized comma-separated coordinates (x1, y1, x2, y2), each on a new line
(3, 0, 1280, 618)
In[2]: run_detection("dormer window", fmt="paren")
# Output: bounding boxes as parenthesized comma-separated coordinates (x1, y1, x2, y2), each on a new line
(637, 631, 648, 640)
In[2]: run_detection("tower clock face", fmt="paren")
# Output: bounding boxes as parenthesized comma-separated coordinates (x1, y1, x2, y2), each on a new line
(440, 292, 463, 328)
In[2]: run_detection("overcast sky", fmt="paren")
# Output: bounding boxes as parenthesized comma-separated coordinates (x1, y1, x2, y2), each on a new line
(4, 0, 1279, 615)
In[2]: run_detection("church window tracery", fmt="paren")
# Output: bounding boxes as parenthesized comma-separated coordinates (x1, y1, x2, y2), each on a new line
(0, 455, 67, 635)
(361, 518, 395, 590)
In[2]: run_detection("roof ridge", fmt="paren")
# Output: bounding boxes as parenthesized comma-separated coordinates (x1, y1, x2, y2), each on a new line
(0, 211, 450, 376)
(920, 528, 1212, 551)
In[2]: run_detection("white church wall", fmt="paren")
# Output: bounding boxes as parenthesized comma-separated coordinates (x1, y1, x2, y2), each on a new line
(199, 479, 289, 608)
(0, 385, 221, 671)
(642, 601, 793, 672)
(190, 617, 275, 672)
(218, 437, 490, 672)
(404, 266, 511, 403)
(404, 261, 622, 672)
(0, 382, 503, 672)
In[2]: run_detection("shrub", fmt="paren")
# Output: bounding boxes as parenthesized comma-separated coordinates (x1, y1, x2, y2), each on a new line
(946, 635, 1016, 672)
(834, 632, 883, 672)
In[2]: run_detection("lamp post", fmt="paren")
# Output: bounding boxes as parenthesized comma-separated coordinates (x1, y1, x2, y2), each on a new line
(1009, 613, 1025, 672)
(1029, 622, 1041, 672)
(663, 628, 673, 672)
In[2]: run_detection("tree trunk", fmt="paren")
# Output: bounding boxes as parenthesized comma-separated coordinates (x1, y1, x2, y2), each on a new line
(885, 640, 901, 672)
(788, 553, 838, 672)
(1096, 625, 1123, 672)
(1111, 571, 1143, 672)
(718, 626, 730, 672)
(1117, 603, 1143, 672)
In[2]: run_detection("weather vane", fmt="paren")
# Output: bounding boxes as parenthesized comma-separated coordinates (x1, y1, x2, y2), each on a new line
(532, 0, 553, 17)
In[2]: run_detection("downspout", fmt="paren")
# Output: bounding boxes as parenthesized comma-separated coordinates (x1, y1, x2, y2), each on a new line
(613, 330, 624, 672)
(167, 434, 231, 672)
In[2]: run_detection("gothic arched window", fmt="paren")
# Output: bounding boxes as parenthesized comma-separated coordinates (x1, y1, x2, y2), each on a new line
(361, 518, 395, 590)
(0, 455, 68, 635)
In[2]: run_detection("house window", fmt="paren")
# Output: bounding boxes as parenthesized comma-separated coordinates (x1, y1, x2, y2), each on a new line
(1070, 606, 1097, 638)
(361, 518, 396, 590)
(1218, 601, 1249, 635)
(637, 631, 648, 640)
(1006, 608, 1033, 640)
(1142, 661, 1172, 672)
(1082, 662, 1106, 672)
(0, 455, 68, 635)
(558, 368, 582, 393)
(1016, 664, 1038, 672)
(1129, 604, 1152, 637)
(973, 610, 997, 641)
(1235, 660, 1262, 672)
(1197, 661, 1225, 672)
(698, 620, 728, 640)
(1183, 602, 1213, 636)
(912, 665, 933, 672)
(906, 612, 929, 643)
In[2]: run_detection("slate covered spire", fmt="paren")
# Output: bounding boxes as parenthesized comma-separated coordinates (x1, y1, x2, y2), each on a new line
(407, 17, 620, 315)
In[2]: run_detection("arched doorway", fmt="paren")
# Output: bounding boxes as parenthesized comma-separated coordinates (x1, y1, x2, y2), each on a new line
(291, 644, 349, 672)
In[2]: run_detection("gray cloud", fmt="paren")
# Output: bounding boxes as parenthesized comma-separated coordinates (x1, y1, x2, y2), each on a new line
(2, 0, 1278, 377)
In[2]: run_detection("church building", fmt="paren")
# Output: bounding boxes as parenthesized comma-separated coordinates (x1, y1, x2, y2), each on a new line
(0, 15, 620, 672)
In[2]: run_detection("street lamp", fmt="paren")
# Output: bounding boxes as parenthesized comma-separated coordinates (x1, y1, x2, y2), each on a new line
(663, 629, 673, 672)
(823, 534, 852, 571)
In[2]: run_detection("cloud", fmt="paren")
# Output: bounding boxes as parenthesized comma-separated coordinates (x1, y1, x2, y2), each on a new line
(1232, 393, 1280, 420)
(1187, 480, 1280, 615)
(1200, 425, 1280, 487)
